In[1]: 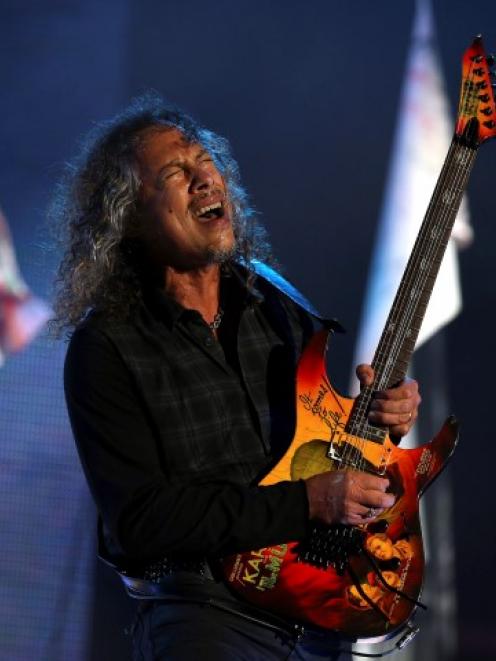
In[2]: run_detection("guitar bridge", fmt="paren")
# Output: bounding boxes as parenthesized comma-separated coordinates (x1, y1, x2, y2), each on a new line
(297, 524, 365, 574)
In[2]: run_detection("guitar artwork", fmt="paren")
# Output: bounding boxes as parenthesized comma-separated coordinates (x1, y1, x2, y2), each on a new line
(222, 36, 496, 639)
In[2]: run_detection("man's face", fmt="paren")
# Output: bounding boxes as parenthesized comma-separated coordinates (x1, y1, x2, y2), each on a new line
(135, 127, 235, 270)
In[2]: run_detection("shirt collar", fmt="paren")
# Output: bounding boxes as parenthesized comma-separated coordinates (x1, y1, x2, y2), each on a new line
(143, 261, 265, 329)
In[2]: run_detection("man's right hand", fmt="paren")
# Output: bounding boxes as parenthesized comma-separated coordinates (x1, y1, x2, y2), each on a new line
(305, 471, 395, 526)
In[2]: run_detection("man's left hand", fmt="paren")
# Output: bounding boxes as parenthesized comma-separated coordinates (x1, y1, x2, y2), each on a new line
(355, 364, 421, 438)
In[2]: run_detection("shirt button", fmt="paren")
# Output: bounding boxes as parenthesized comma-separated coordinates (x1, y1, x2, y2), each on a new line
(204, 336, 213, 347)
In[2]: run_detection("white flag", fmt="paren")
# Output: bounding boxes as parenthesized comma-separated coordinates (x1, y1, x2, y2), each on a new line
(351, 3, 463, 658)
(352, 0, 471, 387)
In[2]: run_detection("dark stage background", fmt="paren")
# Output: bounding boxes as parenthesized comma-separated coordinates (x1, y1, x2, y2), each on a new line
(0, 1, 494, 659)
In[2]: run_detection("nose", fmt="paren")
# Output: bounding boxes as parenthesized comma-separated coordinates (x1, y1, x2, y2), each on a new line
(190, 165, 214, 193)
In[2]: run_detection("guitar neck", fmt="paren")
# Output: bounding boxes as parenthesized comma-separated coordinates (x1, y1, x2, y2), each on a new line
(348, 136, 477, 431)
(373, 136, 477, 389)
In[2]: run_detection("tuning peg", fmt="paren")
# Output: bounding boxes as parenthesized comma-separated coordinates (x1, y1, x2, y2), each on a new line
(474, 67, 484, 76)
(483, 120, 496, 128)
(472, 54, 484, 63)
(481, 107, 494, 115)
(487, 54, 495, 66)
(478, 93, 490, 102)
(476, 80, 488, 89)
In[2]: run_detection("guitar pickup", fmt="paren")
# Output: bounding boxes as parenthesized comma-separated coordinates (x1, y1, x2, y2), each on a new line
(327, 432, 360, 467)
(327, 431, 390, 475)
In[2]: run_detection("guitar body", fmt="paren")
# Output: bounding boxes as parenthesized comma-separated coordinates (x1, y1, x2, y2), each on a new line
(222, 329, 458, 638)
(222, 35, 495, 640)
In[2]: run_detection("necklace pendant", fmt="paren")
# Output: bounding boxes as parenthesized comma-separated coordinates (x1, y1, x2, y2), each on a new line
(209, 307, 224, 331)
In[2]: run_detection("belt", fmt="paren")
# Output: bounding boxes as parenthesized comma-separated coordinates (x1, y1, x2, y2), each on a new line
(119, 569, 346, 647)
(100, 539, 340, 643)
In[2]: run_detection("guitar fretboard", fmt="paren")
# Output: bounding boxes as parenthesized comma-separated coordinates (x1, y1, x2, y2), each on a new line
(347, 136, 477, 436)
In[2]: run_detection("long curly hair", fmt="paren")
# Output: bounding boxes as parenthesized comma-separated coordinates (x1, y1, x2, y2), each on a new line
(50, 93, 273, 336)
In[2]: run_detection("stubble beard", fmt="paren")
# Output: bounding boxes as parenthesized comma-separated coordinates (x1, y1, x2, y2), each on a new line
(205, 243, 237, 265)
(205, 215, 237, 265)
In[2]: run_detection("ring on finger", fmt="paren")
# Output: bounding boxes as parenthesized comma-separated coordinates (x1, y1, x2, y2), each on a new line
(364, 508, 376, 519)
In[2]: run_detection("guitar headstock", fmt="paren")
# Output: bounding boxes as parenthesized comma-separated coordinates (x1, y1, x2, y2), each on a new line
(456, 35, 496, 147)
(455, 35, 496, 148)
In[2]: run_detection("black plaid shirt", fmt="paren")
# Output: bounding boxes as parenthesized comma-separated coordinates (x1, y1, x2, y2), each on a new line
(64, 265, 314, 567)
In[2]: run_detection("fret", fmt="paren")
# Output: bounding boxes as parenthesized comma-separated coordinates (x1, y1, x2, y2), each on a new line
(344, 37, 496, 438)
(347, 139, 477, 434)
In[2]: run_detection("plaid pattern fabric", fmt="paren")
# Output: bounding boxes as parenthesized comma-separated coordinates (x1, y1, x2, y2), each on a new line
(106, 268, 312, 486)
(65, 264, 315, 563)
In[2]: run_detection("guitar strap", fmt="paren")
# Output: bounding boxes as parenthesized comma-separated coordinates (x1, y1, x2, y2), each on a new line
(240, 258, 345, 334)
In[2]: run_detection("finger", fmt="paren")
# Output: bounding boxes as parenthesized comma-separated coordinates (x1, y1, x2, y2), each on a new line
(389, 423, 411, 437)
(356, 364, 374, 388)
(370, 396, 416, 415)
(373, 379, 420, 402)
(359, 489, 396, 510)
(389, 410, 418, 437)
(337, 502, 386, 525)
(347, 471, 390, 492)
(368, 410, 416, 427)
(346, 511, 382, 525)
(355, 503, 385, 519)
(343, 502, 392, 526)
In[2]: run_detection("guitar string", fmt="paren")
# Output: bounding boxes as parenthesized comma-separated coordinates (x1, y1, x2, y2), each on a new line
(350, 43, 479, 432)
(354, 144, 474, 465)
(371, 143, 475, 395)
(348, 143, 475, 474)
(319, 53, 483, 585)
(325, 141, 474, 558)
(343, 146, 471, 479)
(348, 146, 467, 469)
(342, 143, 464, 465)
(383, 156, 472, 373)
(370, 54, 482, 397)
(342, 134, 476, 469)
(368, 146, 471, 397)
(367, 54, 481, 398)
(333, 56, 480, 475)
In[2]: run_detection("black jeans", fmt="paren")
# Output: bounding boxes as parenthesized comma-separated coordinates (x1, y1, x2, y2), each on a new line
(132, 600, 351, 660)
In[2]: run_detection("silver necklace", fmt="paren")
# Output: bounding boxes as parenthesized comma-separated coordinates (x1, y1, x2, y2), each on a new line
(209, 307, 224, 331)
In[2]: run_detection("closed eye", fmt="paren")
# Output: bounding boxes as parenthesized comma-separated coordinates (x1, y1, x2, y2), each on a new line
(164, 168, 183, 179)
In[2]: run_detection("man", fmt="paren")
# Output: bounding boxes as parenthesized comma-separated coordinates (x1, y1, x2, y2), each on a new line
(55, 95, 420, 660)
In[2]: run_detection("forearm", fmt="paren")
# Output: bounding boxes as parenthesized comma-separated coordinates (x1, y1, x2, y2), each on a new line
(114, 477, 309, 560)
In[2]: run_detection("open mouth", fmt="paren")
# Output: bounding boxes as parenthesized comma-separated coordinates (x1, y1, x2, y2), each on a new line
(194, 200, 225, 222)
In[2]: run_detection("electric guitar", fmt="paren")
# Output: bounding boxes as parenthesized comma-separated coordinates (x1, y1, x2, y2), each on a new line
(222, 36, 496, 639)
